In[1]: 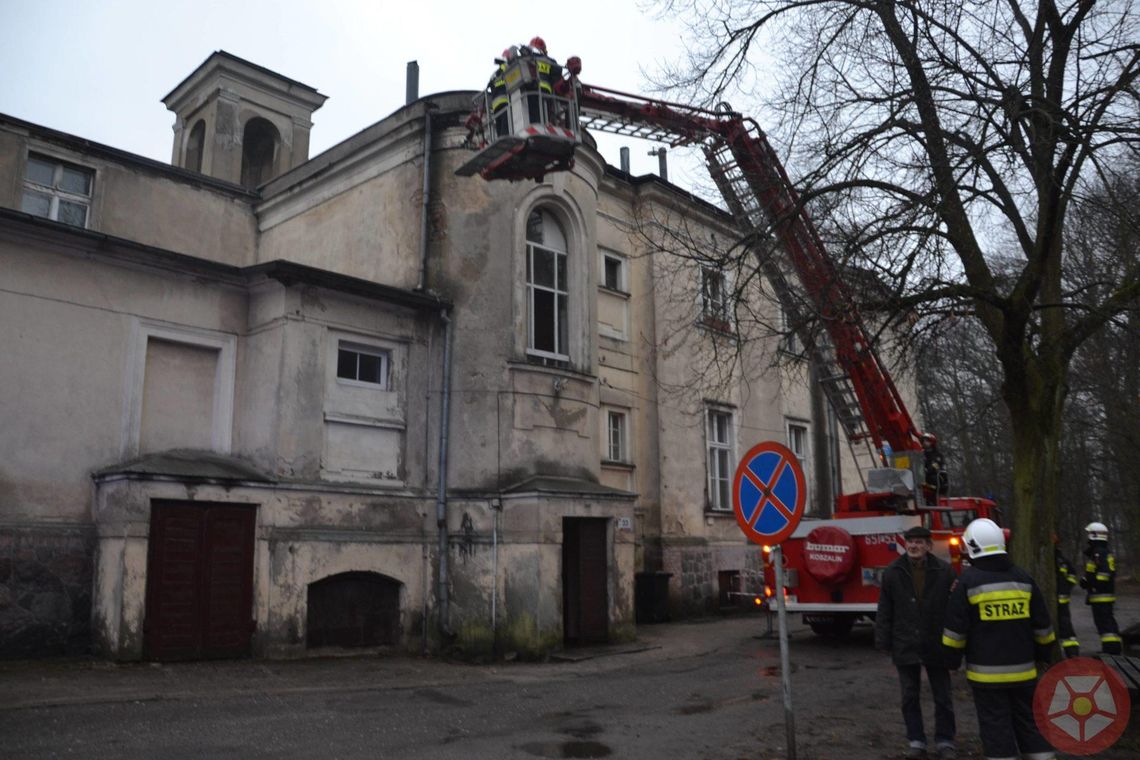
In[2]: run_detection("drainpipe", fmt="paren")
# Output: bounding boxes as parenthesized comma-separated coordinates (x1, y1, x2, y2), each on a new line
(417, 106, 433, 291)
(435, 310, 453, 637)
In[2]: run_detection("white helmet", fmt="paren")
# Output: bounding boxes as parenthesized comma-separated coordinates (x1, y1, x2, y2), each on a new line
(963, 518, 1006, 559)
(1085, 521, 1109, 541)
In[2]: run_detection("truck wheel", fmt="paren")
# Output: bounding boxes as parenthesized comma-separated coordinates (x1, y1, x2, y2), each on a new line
(807, 615, 855, 638)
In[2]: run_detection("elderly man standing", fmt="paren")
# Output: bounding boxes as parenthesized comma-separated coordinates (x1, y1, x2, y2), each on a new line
(876, 525, 957, 759)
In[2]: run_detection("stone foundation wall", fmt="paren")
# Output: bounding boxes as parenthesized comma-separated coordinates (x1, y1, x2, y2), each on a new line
(663, 542, 766, 618)
(0, 525, 95, 658)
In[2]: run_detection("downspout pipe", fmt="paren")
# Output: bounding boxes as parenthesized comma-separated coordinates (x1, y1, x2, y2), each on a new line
(435, 309, 453, 637)
(417, 106, 433, 292)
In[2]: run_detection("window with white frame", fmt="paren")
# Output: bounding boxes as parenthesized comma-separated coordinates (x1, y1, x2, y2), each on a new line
(781, 303, 802, 355)
(336, 342, 390, 389)
(606, 409, 628, 463)
(787, 420, 810, 499)
(707, 407, 735, 510)
(526, 209, 569, 362)
(21, 153, 94, 228)
(700, 266, 731, 330)
(601, 250, 627, 292)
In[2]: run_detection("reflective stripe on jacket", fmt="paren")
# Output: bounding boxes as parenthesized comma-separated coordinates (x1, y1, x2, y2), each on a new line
(941, 556, 1055, 687)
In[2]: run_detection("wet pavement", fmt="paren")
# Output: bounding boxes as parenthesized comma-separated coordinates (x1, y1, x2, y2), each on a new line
(0, 584, 1136, 759)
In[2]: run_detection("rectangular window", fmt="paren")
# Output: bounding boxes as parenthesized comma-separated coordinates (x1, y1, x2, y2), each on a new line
(707, 408, 734, 510)
(701, 266, 731, 331)
(781, 304, 802, 355)
(787, 420, 810, 503)
(527, 241, 569, 361)
(21, 153, 94, 227)
(606, 410, 628, 463)
(337, 343, 390, 388)
(601, 251, 626, 292)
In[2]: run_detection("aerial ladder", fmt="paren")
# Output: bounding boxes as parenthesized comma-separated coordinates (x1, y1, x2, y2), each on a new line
(458, 51, 994, 520)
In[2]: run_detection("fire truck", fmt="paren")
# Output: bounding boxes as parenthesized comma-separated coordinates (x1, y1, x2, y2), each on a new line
(458, 47, 1001, 637)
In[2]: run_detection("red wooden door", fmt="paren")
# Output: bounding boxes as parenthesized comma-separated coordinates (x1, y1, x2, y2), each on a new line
(145, 501, 256, 661)
(563, 518, 609, 645)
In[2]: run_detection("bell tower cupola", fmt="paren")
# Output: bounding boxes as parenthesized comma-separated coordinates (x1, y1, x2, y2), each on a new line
(163, 51, 327, 188)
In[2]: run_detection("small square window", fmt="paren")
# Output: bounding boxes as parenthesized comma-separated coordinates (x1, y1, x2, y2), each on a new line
(336, 344, 389, 388)
(22, 153, 94, 228)
(602, 252, 626, 292)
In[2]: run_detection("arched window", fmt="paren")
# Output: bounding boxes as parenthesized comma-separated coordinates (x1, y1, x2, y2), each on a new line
(240, 117, 279, 188)
(185, 119, 205, 173)
(525, 209, 569, 363)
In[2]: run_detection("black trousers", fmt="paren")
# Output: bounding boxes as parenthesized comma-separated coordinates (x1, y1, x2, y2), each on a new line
(1091, 602, 1122, 654)
(897, 663, 955, 747)
(1056, 602, 1080, 657)
(972, 683, 1054, 759)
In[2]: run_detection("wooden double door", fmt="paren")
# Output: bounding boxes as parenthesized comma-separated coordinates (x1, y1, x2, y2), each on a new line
(144, 500, 256, 661)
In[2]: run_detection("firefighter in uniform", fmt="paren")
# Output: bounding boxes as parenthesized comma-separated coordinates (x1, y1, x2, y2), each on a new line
(1054, 537, 1080, 658)
(1080, 521, 1122, 654)
(921, 433, 948, 504)
(942, 519, 1056, 760)
(489, 52, 511, 139)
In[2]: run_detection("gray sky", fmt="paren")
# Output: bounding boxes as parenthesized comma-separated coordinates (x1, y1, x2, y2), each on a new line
(1, 0, 714, 189)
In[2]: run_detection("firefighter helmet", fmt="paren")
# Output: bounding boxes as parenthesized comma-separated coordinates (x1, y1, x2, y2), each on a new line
(920, 432, 937, 446)
(529, 36, 547, 54)
(1085, 521, 1109, 541)
(963, 518, 1006, 559)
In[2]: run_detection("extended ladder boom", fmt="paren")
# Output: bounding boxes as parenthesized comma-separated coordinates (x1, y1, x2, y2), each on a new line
(576, 83, 920, 454)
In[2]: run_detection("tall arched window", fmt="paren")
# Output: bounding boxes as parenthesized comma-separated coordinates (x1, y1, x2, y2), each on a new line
(240, 117, 279, 188)
(185, 120, 205, 173)
(525, 209, 569, 363)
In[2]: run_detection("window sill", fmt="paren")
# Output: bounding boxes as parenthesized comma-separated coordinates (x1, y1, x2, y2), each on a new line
(704, 508, 735, 518)
(601, 459, 635, 471)
(698, 317, 737, 338)
(599, 285, 630, 298)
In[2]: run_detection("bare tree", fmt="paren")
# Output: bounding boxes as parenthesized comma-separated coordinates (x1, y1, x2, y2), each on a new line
(653, 0, 1140, 581)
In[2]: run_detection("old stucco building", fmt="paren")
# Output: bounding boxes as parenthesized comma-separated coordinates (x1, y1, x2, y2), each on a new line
(0, 51, 895, 660)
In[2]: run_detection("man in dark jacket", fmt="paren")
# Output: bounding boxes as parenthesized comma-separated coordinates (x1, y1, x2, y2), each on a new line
(876, 525, 957, 759)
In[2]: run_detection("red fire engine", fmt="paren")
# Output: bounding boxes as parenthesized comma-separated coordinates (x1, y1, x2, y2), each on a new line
(459, 47, 1001, 637)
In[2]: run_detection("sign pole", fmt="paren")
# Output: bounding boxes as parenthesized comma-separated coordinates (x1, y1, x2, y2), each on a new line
(773, 543, 796, 760)
(730, 441, 805, 760)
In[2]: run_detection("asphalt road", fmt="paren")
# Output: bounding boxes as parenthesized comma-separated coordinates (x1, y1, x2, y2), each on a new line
(2, 591, 1137, 759)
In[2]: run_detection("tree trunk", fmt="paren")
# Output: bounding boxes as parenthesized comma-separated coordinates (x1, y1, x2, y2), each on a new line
(1004, 361, 1068, 613)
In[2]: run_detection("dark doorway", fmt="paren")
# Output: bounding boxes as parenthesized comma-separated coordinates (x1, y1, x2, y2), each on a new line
(240, 117, 279, 188)
(562, 518, 609, 645)
(306, 572, 402, 649)
(144, 501, 256, 661)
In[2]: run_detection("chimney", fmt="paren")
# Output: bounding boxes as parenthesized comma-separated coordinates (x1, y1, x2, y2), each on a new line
(406, 61, 420, 104)
(619, 146, 631, 173)
(650, 147, 668, 181)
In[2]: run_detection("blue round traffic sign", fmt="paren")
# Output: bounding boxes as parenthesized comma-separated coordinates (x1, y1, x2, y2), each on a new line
(732, 441, 806, 546)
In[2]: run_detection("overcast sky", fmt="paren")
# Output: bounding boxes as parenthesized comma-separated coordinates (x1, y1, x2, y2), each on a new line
(1, 0, 718, 190)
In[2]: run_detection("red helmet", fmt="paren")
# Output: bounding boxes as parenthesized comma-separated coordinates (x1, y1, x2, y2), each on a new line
(920, 432, 937, 445)
(501, 48, 513, 61)
(529, 36, 547, 54)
